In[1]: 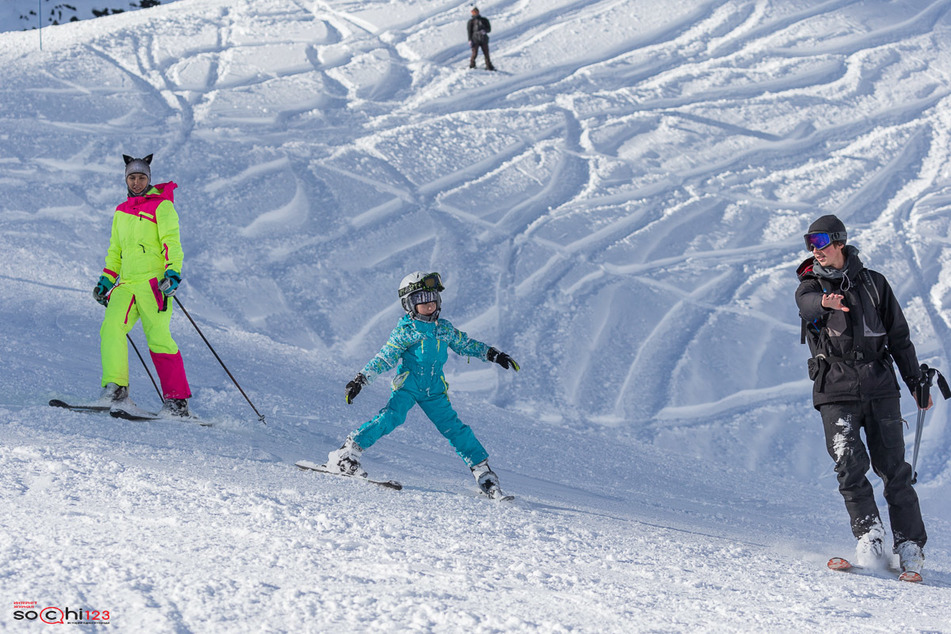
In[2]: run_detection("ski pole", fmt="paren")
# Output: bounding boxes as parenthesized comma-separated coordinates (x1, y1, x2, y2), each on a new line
(128, 334, 163, 402)
(910, 408, 926, 485)
(173, 295, 267, 424)
(910, 364, 951, 484)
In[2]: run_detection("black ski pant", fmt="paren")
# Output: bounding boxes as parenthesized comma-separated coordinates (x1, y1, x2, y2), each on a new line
(469, 41, 492, 69)
(819, 398, 926, 549)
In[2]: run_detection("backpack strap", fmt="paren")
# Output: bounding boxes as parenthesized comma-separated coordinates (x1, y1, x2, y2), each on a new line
(860, 270, 882, 317)
(850, 277, 866, 354)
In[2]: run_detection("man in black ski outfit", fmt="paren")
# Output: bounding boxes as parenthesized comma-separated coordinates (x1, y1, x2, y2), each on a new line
(796, 214, 929, 576)
(467, 7, 495, 71)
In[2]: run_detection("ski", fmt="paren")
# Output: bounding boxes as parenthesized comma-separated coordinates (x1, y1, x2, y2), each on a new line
(295, 460, 402, 490)
(108, 402, 158, 421)
(49, 399, 111, 412)
(109, 407, 211, 426)
(51, 398, 208, 426)
(827, 557, 921, 583)
(901, 571, 924, 583)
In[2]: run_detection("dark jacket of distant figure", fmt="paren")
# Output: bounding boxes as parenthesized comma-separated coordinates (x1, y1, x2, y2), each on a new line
(468, 15, 491, 44)
(795, 245, 920, 409)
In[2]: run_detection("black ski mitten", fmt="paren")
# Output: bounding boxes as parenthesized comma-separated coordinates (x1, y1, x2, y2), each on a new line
(345, 373, 368, 404)
(487, 347, 520, 372)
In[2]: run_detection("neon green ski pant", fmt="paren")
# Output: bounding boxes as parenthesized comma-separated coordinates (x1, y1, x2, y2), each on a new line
(100, 279, 191, 399)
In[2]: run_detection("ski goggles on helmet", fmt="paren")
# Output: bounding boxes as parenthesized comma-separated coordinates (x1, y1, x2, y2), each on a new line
(804, 231, 845, 252)
(399, 272, 445, 297)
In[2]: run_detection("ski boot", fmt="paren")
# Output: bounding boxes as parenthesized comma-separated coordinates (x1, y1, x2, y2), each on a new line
(98, 382, 128, 404)
(326, 438, 367, 477)
(100, 382, 140, 412)
(896, 541, 924, 582)
(854, 522, 886, 568)
(471, 460, 509, 499)
(159, 398, 191, 418)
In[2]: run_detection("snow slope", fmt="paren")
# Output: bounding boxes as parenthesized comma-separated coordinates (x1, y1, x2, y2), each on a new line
(2, 0, 951, 630)
(0, 0, 163, 33)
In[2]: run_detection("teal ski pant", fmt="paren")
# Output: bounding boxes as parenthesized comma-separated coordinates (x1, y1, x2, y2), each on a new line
(352, 387, 488, 468)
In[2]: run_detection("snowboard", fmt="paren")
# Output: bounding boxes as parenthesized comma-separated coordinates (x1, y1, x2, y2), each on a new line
(295, 460, 402, 490)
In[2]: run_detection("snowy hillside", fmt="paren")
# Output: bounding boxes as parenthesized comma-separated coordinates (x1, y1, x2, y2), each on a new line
(0, 0, 164, 33)
(2, 0, 951, 630)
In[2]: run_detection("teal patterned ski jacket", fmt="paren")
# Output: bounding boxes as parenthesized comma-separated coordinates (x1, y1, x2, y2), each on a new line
(361, 314, 492, 396)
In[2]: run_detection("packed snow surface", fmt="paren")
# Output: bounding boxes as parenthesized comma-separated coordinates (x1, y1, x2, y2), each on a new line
(2, 0, 951, 630)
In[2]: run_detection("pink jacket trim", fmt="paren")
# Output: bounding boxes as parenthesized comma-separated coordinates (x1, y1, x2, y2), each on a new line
(116, 182, 178, 223)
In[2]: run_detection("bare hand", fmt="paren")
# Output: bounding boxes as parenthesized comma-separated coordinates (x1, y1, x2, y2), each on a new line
(822, 293, 849, 312)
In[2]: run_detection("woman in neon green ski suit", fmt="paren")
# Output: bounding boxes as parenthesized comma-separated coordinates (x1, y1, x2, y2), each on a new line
(92, 155, 192, 416)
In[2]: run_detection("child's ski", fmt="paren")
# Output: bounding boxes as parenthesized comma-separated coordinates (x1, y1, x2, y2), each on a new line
(295, 460, 402, 490)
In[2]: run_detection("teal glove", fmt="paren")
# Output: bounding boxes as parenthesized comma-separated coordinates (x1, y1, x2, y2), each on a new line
(158, 270, 181, 296)
(93, 275, 114, 306)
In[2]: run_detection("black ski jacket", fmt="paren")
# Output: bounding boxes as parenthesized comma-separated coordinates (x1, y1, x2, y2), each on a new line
(796, 246, 921, 409)
(468, 16, 491, 43)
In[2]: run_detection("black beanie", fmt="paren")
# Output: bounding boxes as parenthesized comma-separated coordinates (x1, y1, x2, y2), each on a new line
(806, 214, 847, 243)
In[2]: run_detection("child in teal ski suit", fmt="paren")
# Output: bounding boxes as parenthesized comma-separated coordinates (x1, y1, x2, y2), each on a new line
(326, 271, 519, 495)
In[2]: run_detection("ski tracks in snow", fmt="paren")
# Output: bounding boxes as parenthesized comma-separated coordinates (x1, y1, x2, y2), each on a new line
(4, 0, 951, 484)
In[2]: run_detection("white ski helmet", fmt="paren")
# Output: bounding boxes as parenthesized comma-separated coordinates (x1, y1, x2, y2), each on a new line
(398, 271, 444, 322)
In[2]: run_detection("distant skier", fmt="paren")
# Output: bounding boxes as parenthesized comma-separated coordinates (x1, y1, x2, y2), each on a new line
(325, 271, 519, 497)
(796, 214, 929, 578)
(92, 154, 193, 417)
(467, 7, 495, 71)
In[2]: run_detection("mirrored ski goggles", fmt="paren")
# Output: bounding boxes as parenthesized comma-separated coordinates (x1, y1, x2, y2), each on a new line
(409, 290, 440, 306)
(804, 232, 833, 251)
(401, 272, 445, 296)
